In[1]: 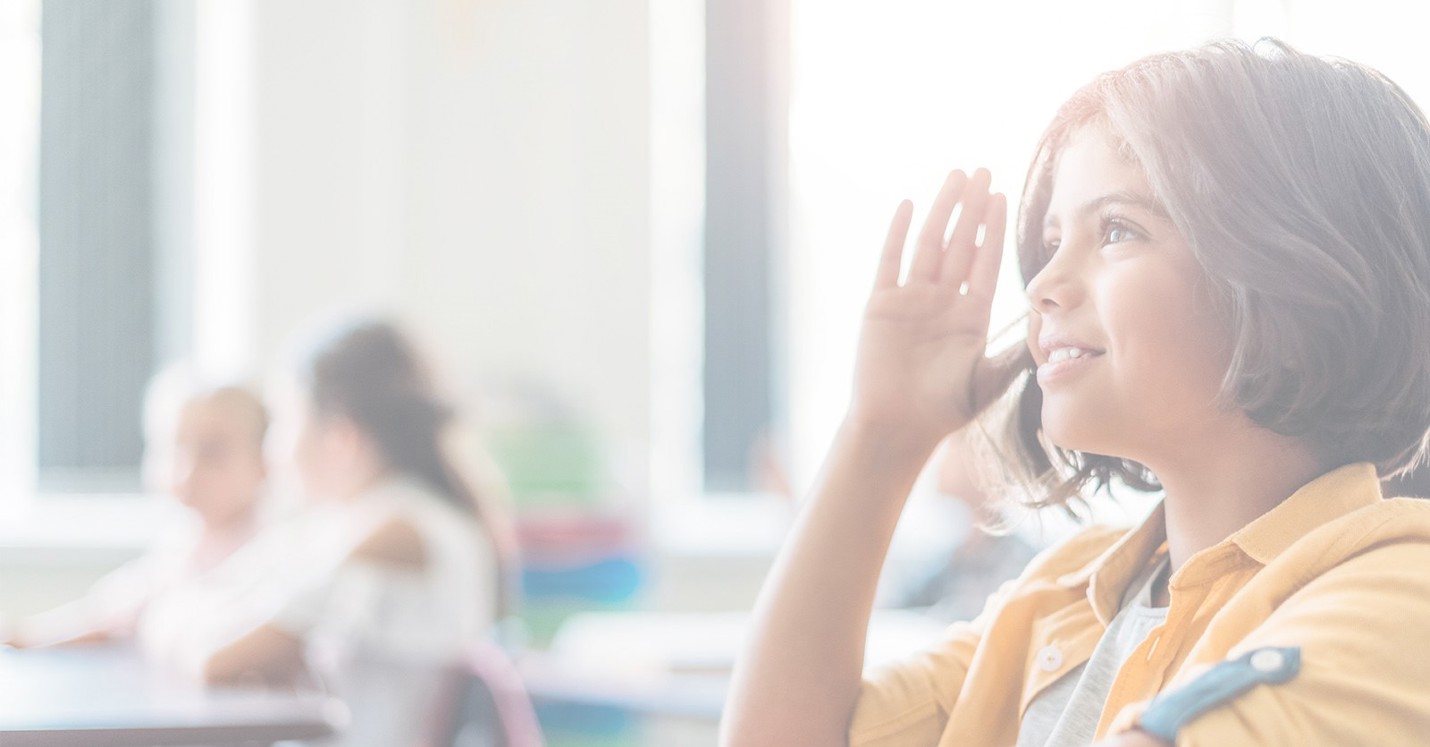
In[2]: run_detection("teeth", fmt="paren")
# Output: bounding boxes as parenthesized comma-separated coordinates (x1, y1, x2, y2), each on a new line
(1048, 347, 1094, 363)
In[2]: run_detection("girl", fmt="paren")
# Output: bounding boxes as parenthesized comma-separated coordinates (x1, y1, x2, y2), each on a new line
(6, 368, 269, 648)
(722, 39, 1430, 747)
(147, 318, 516, 747)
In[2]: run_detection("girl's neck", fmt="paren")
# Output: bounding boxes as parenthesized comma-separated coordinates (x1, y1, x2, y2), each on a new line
(194, 504, 261, 571)
(199, 502, 259, 538)
(1146, 425, 1325, 572)
(331, 464, 394, 503)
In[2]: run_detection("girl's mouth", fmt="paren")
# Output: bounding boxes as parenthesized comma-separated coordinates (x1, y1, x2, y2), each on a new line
(1037, 347, 1104, 385)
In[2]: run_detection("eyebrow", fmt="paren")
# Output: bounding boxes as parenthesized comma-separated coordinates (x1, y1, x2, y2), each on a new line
(1043, 190, 1170, 229)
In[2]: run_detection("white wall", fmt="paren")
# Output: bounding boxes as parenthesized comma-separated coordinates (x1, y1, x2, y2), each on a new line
(245, 0, 654, 486)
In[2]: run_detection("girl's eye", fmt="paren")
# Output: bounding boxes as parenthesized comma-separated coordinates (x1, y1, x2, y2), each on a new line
(1102, 219, 1142, 246)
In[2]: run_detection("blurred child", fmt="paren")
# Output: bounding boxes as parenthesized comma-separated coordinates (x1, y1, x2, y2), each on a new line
(880, 428, 1039, 623)
(144, 317, 516, 747)
(7, 366, 268, 647)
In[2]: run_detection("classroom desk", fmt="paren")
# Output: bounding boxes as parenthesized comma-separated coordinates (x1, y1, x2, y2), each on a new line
(520, 652, 729, 722)
(523, 609, 951, 724)
(0, 646, 347, 746)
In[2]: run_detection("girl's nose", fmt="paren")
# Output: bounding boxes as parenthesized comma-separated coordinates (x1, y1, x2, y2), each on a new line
(1025, 245, 1083, 314)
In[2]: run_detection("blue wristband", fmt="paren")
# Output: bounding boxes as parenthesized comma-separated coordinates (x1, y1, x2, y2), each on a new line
(1138, 646, 1301, 743)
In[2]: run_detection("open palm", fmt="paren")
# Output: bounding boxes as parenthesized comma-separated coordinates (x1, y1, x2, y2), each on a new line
(851, 169, 1023, 448)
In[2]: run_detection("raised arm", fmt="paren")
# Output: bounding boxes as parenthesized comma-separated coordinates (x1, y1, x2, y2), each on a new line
(720, 168, 1019, 746)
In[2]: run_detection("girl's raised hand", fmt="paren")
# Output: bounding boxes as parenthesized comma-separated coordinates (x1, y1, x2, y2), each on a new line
(849, 168, 1023, 449)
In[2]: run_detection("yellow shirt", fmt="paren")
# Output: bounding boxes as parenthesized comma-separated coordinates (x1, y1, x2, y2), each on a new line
(850, 462, 1430, 746)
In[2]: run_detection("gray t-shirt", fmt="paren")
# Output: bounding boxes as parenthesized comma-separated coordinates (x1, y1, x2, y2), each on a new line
(1015, 554, 1170, 747)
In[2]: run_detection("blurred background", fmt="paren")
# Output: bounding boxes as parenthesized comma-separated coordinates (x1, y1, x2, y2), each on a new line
(1, 0, 1426, 745)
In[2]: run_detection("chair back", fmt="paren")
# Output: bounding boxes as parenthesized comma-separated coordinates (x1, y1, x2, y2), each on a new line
(422, 641, 543, 747)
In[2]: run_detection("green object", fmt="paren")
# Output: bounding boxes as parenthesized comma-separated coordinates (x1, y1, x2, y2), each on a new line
(521, 598, 636, 649)
(487, 424, 606, 504)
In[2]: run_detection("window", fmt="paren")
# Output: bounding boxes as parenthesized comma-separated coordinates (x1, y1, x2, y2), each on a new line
(653, 0, 1231, 503)
(0, 0, 41, 501)
(700, 0, 789, 494)
(650, 0, 792, 500)
(5, 0, 197, 498)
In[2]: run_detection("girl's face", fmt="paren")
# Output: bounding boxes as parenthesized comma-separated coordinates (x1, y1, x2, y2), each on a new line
(288, 402, 341, 501)
(1025, 126, 1232, 467)
(268, 383, 364, 503)
(152, 398, 267, 525)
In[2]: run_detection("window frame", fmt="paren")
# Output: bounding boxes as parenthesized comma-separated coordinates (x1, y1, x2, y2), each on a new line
(0, 0, 253, 556)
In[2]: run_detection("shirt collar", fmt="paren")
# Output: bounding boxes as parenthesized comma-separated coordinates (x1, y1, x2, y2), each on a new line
(1056, 461, 1382, 625)
(1227, 461, 1382, 565)
(1057, 502, 1167, 627)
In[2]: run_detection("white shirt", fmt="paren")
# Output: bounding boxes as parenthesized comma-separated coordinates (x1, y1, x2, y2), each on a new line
(141, 477, 497, 747)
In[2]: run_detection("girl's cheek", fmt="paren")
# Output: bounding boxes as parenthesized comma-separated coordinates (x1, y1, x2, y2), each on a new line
(1107, 268, 1219, 400)
(1025, 311, 1044, 359)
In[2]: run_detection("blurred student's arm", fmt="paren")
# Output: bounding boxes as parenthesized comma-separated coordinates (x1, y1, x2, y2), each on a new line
(5, 555, 162, 649)
(4, 619, 114, 649)
(198, 518, 426, 685)
(200, 624, 306, 685)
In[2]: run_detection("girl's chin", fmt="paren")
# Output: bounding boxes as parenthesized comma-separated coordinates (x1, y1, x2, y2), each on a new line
(1039, 410, 1108, 455)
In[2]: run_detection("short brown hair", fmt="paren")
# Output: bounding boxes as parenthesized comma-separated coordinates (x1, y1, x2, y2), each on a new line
(1001, 39, 1430, 510)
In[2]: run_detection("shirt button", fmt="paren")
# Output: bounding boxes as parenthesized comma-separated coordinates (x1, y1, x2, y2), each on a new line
(1038, 645, 1063, 672)
(1250, 648, 1286, 674)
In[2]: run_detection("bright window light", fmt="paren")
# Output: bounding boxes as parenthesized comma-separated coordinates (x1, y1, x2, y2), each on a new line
(785, 0, 1236, 492)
